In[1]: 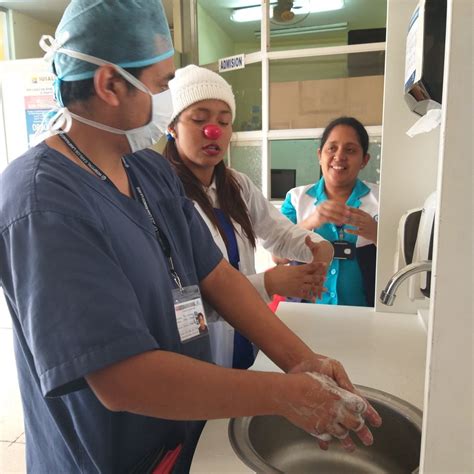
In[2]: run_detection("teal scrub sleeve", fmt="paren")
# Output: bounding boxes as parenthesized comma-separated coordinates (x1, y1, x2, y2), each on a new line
(280, 193, 297, 224)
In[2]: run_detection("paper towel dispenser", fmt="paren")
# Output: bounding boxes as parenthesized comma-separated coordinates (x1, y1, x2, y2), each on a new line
(404, 0, 447, 116)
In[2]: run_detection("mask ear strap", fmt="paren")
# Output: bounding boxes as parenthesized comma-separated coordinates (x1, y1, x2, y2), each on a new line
(47, 107, 72, 133)
(53, 47, 152, 96)
(67, 111, 126, 135)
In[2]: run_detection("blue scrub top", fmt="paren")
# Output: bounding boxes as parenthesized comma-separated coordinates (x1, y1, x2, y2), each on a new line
(0, 143, 223, 473)
(281, 177, 369, 306)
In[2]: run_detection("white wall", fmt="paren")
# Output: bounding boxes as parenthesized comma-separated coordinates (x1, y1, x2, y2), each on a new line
(420, 1, 473, 472)
(375, 0, 440, 314)
(8, 10, 55, 60)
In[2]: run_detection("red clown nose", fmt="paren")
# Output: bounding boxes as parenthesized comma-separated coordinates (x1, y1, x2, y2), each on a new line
(202, 124, 222, 140)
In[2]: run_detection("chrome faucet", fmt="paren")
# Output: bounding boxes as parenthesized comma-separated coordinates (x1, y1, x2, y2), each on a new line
(380, 260, 432, 306)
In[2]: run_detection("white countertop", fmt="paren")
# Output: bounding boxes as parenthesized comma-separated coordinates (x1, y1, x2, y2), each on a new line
(191, 302, 427, 473)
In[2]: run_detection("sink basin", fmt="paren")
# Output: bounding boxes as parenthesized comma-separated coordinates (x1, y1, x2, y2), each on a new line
(228, 385, 422, 474)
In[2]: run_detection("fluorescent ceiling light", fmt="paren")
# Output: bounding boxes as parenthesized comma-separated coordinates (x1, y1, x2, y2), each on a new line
(255, 22, 348, 37)
(231, 0, 344, 23)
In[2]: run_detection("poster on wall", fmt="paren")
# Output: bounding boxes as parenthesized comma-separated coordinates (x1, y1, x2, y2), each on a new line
(1, 58, 53, 169)
(23, 73, 55, 147)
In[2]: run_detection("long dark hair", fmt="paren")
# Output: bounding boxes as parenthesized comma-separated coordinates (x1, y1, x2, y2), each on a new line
(320, 116, 369, 155)
(163, 137, 256, 249)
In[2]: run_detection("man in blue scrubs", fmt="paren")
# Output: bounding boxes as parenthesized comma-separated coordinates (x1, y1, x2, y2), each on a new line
(0, 1, 381, 472)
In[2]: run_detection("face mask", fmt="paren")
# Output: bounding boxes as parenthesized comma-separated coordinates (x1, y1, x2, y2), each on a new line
(66, 89, 173, 153)
(40, 37, 174, 153)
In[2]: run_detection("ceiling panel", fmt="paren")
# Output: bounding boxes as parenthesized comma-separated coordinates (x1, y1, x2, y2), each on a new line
(198, 0, 387, 43)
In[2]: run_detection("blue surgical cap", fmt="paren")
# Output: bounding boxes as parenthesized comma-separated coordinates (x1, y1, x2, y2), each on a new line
(52, 0, 174, 81)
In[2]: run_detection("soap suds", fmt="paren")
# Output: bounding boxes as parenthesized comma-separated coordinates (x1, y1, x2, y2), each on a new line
(304, 372, 366, 439)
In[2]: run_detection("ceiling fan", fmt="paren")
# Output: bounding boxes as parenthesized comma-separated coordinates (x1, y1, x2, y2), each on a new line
(271, 0, 311, 26)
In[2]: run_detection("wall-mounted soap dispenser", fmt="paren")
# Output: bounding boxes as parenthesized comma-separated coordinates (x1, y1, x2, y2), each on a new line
(390, 192, 436, 304)
(413, 192, 436, 297)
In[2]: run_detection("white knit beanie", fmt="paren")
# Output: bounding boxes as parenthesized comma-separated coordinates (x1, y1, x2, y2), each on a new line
(168, 65, 236, 123)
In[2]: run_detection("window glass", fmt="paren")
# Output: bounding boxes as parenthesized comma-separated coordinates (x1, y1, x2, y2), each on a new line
(267, 0, 387, 52)
(269, 52, 385, 130)
(359, 139, 381, 185)
(197, 0, 260, 65)
(223, 62, 262, 132)
(230, 141, 262, 190)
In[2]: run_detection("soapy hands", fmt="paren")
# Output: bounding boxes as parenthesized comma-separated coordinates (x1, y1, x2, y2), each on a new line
(276, 371, 371, 453)
(301, 201, 377, 245)
(264, 262, 326, 301)
(302, 200, 351, 229)
(306, 235, 334, 267)
(265, 237, 332, 301)
(345, 208, 378, 245)
(283, 355, 382, 451)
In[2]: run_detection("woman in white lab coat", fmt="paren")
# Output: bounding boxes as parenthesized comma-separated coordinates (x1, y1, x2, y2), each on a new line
(164, 65, 333, 369)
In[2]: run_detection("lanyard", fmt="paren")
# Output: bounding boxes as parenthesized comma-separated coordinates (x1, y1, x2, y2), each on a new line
(336, 225, 345, 240)
(58, 132, 183, 290)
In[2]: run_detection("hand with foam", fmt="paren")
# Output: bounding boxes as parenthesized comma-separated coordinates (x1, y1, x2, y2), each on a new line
(275, 371, 371, 452)
(267, 236, 332, 301)
(345, 207, 378, 245)
(305, 372, 367, 451)
(305, 235, 334, 268)
(301, 200, 351, 230)
(264, 261, 326, 301)
(287, 355, 382, 451)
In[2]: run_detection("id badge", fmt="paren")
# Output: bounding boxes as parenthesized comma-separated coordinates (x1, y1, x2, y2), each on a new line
(332, 240, 356, 260)
(172, 285, 209, 343)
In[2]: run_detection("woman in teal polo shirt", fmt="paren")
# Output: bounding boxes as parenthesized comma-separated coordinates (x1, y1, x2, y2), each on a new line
(280, 117, 379, 306)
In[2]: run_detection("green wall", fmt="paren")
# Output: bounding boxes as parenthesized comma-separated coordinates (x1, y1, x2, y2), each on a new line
(222, 64, 262, 132)
(198, 4, 234, 65)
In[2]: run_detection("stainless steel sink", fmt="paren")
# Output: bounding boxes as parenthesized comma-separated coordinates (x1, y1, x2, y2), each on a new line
(228, 385, 422, 474)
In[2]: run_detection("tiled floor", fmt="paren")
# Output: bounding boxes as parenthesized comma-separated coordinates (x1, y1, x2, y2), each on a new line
(0, 294, 26, 473)
(0, 247, 274, 473)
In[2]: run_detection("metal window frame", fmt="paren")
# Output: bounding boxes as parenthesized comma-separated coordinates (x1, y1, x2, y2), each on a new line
(193, 0, 386, 198)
